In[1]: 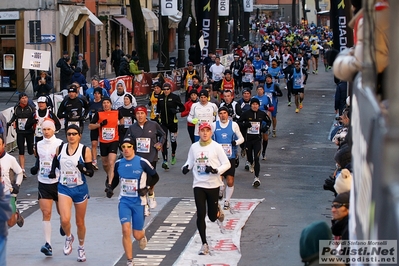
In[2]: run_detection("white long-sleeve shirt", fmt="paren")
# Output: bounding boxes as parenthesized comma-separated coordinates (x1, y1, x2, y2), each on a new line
(37, 135, 63, 184)
(187, 102, 218, 136)
(212, 120, 244, 146)
(184, 140, 231, 189)
(0, 153, 23, 195)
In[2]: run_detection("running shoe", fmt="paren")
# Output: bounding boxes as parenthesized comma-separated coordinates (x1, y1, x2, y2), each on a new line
(171, 156, 176, 165)
(252, 177, 261, 188)
(328, 66, 332, 70)
(272, 130, 276, 138)
(223, 200, 230, 210)
(147, 193, 157, 209)
(295, 108, 299, 113)
(127, 259, 134, 266)
(218, 186, 224, 200)
(16, 211, 24, 227)
(139, 236, 147, 250)
(249, 163, 254, 173)
(60, 225, 66, 236)
(315, 69, 318, 74)
(144, 205, 150, 217)
(40, 242, 52, 256)
(244, 161, 250, 171)
(262, 152, 266, 161)
(63, 234, 74, 255)
(299, 102, 303, 109)
(241, 149, 246, 158)
(217, 204, 225, 222)
(288, 102, 291, 106)
(161, 161, 169, 170)
(312, 70, 316, 74)
(325, 66, 328, 72)
(22, 170, 27, 179)
(77, 246, 86, 262)
(199, 243, 209, 255)
(92, 161, 99, 170)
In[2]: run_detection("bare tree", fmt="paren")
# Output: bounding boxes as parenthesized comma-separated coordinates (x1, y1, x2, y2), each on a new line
(129, 0, 149, 71)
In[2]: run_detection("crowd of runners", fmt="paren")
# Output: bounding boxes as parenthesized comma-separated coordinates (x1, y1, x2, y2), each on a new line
(0, 22, 336, 265)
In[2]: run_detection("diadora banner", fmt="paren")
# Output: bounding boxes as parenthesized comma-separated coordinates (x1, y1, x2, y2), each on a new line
(161, 0, 178, 16)
(196, 0, 212, 58)
(330, 0, 353, 51)
(243, 0, 253, 12)
(219, 0, 229, 16)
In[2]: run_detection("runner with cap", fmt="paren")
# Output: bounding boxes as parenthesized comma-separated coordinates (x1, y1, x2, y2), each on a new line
(156, 83, 185, 169)
(57, 84, 89, 132)
(112, 136, 160, 266)
(187, 90, 218, 142)
(237, 98, 272, 187)
(124, 105, 165, 216)
(48, 124, 93, 262)
(181, 61, 198, 102)
(88, 97, 120, 196)
(212, 106, 244, 210)
(148, 82, 163, 123)
(34, 119, 63, 256)
(7, 92, 36, 179)
(181, 122, 231, 255)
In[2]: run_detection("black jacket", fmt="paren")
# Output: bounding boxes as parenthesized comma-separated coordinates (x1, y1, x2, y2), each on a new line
(237, 108, 271, 141)
(156, 93, 185, 125)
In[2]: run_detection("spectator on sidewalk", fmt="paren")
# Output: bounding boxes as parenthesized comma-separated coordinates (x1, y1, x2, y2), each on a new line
(56, 51, 74, 92)
(71, 67, 88, 95)
(33, 71, 53, 98)
(73, 53, 89, 78)
(111, 44, 124, 77)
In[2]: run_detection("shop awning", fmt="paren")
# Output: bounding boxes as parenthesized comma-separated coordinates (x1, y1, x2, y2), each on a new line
(59, 5, 103, 36)
(113, 16, 134, 32)
(141, 7, 158, 32)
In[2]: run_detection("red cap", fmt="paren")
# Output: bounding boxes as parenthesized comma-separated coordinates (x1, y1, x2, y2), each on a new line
(135, 105, 148, 115)
(199, 122, 212, 131)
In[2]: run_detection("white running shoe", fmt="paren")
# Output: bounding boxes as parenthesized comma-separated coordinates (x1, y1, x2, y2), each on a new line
(127, 259, 134, 266)
(252, 177, 261, 188)
(147, 193, 157, 209)
(218, 185, 224, 200)
(63, 234, 74, 255)
(77, 246, 86, 262)
(144, 205, 150, 217)
(198, 243, 209, 255)
(139, 235, 147, 250)
(223, 200, 230, 210)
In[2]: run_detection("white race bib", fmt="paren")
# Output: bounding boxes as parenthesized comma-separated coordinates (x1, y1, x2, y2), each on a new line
(102, 128, 115, 141)
(18, 118, 27, 130)
(40, 161, 52, 177)
(123, 117, 133, 128)
(61, 171, 78, 187)
(247, 122, 260, 134)
(120, 178, 138, 197)
(136, 138, 151, 153)
(221, 144, 232, 157)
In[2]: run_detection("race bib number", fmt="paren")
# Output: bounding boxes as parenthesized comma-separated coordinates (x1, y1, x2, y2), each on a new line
(18, 118, 27, 130)
(40, 161, 52, 177)
(61, 171, 78, 187)
(195, 151, 209, 175)
(136, 138, 151, 153)
(123, 117, 132, 128)
(221, 144, 232, 157)
(247, 122, 260, 134)
(294, 77, 302, 87)
(214, 73, 222, 81)
(120, 178, 138, 197)
(187, 78, 193, 86)
(255, 69, 263, 77)
(243, 73, 253, 82)
(102, 128, 115, 141)
(234, 69, 239, 76)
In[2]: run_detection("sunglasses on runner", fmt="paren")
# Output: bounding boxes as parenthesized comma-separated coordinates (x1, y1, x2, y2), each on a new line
(121, 145, 133, 149)
(331, 203, 347, 209)
(67, 132, 79, 136)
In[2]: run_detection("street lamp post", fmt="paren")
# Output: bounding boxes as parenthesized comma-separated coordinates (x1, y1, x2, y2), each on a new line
(157, 0, 164, 71)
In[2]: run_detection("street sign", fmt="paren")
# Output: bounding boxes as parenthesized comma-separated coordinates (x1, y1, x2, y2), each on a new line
(41, 34, 56, 43)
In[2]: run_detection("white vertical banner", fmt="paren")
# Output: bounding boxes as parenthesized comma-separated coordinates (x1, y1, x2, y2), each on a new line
(219, 0, 230, 16)
(161, 0, 178, 16)
(243, 0, 253, 12)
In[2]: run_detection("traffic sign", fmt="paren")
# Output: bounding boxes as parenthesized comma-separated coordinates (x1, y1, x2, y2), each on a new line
(41, 34, 56, 43)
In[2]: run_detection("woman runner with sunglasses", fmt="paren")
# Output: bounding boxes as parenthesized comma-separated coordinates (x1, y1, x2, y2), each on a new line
(49, 124, 94, 262)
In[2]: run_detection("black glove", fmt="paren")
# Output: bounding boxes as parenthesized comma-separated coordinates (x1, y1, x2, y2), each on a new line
(48, 172, 56, 179)
(80, 116, 86, 122)
(30, 166, 39, 175)
(12, 183, 20, 195)
(205, 166, 218, 174)
(105, 184, 114, 198)
(169, 108, 178, 114)
(100, 119, 108, 126)
(246, 122, 253, 128)
(182, 165, 190, 175)
(231, 140, 237, 146)
(6, 122, 11, 128)
(68, 112, 74, 119)
(138, 187, 149, 197)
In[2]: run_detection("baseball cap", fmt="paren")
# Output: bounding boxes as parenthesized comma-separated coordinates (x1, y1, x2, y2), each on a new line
(199, 122, 212, 131)
(37, 96, 47, 103)
(68, 84, 78, 93)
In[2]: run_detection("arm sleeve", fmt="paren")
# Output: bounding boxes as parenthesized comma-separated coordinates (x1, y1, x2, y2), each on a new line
(187, 104, 196, 123)
(113, 161, 120, 188)
(90, 112, 100, 124)
(232, 122, 245, 145)
(12, 158, 24, 186)
(156, 123, 167, 145)
(183, 146, 194, 170)
(57, 100, 66, 119)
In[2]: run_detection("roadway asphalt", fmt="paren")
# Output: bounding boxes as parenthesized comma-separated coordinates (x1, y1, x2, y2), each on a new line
(3, 65, 339, 265)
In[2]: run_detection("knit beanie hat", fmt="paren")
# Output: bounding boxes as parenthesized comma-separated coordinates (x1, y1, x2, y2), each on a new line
(334, 169, 352, 194)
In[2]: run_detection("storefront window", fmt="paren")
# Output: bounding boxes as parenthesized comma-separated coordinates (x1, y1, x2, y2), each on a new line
(0, 24, 17, 89)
